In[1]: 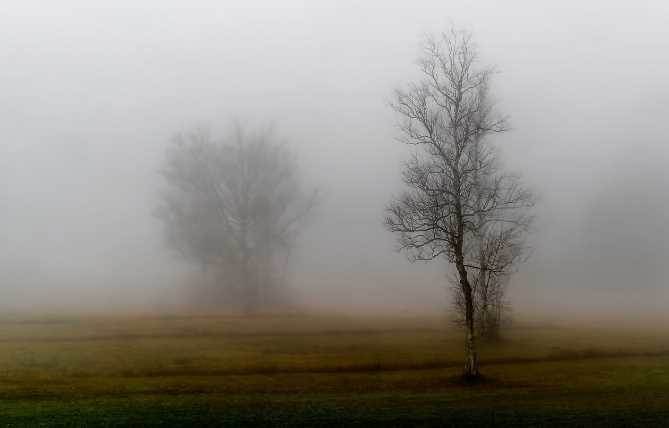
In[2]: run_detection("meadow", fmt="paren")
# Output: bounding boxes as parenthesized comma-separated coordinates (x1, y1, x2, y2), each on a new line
(0, 312, 668, 426)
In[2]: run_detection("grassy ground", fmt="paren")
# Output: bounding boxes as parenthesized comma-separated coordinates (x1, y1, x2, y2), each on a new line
(0, 313, 668, 426)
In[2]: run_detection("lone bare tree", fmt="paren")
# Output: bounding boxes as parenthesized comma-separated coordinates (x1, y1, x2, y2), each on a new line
(385, 30, 533, 379)
(156, 125, 316, 312)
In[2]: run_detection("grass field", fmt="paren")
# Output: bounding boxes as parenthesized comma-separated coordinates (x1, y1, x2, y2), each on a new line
(0, 312, 668, 426)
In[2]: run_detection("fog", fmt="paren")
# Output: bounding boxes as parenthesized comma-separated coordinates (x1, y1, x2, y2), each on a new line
(1, 1, 668, 318)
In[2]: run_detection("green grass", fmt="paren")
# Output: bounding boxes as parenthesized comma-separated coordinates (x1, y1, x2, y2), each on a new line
(0, 313, 668, 426)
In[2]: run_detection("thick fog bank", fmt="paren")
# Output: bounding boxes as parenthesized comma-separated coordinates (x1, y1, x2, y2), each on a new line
(1, 1, 668, 318)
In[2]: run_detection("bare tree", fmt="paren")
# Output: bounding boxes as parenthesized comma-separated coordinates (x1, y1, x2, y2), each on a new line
(156, 125, 317, 312)
(385, 29, 533, 379)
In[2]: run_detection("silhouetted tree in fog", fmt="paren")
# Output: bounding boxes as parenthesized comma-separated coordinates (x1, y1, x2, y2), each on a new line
(385, 29, 533, 379)
(156, 126, 316, 312)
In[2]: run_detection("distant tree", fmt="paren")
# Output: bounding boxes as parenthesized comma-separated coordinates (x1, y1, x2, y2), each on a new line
(156, 126, 317, 312)
(385, 29, 533, 379)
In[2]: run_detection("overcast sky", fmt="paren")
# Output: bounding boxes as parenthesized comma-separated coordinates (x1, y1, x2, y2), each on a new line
(1, 1, 668, 316)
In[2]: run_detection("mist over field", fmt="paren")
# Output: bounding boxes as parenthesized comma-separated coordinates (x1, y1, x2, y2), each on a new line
(1, 1, 668, 319)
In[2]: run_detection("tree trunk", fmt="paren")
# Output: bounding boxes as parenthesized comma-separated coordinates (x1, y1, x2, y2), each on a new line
(455, 202, 480, 379)
(241, 252, 257, 315)
(463, 282, 480, 379)
(455, 261, 480, 379)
